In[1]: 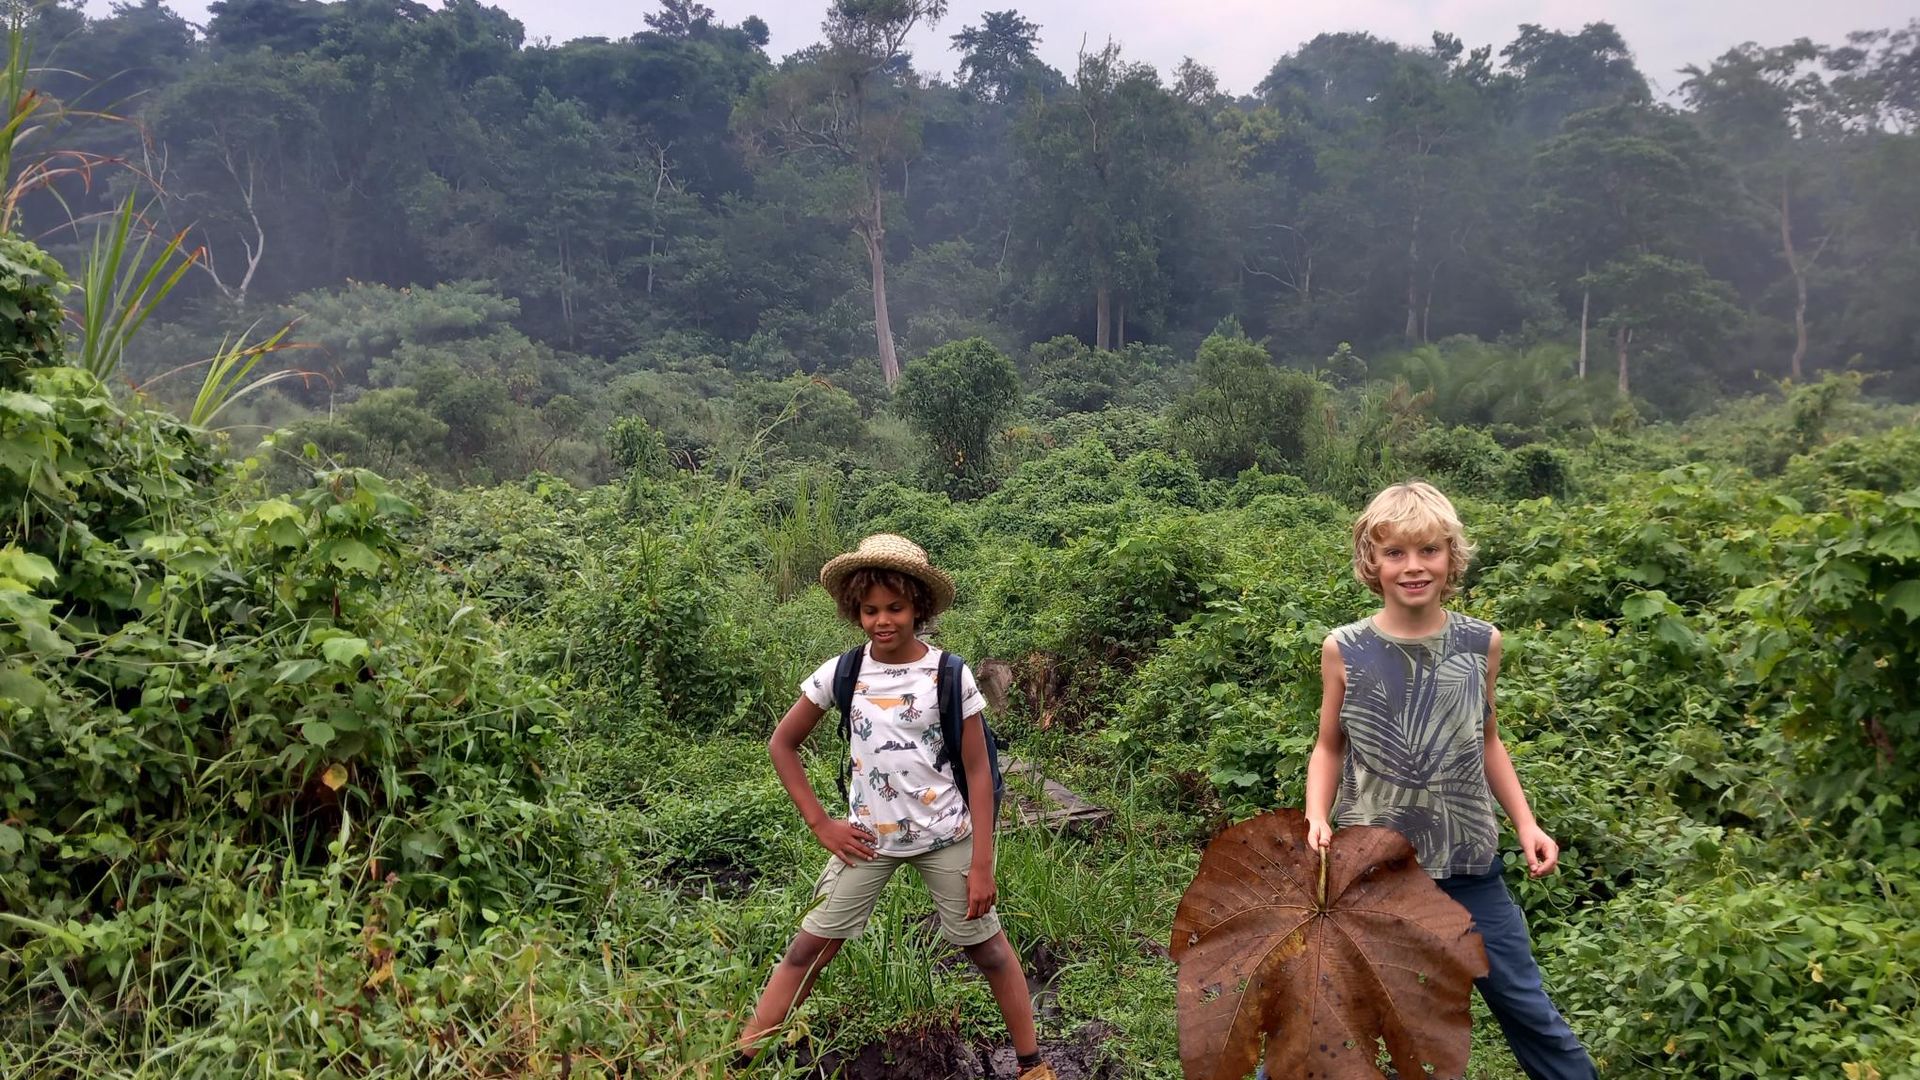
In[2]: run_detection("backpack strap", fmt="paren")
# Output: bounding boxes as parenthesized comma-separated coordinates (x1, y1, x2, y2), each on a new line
(831, 644, 865, 807)
(933, 650, 965, 772)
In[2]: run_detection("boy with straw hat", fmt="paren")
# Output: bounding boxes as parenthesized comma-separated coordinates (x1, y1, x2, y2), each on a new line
(735, 535, 1053, 1078)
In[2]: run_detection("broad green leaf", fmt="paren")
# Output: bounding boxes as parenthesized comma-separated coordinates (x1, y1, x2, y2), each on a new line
(250, 498, 302, 523)
(301, 720, 337, 747)
(273, 659, 327, 685)
(0, 663, 49, 706)
(326, 539, 380, 575)
(1884, 580, 1920, 623)
(1869, 523, 1920, 560)
(0, 546, 55, 588)
(321, 636, 370, 665)
(1621, 590, 1669, 621)
(1655, 615, 1700, 650)
(0, 390, 52, 418)
(403, 829, 445, 862)
(24, 621, 72, 658)
(0, 823, 21, 856)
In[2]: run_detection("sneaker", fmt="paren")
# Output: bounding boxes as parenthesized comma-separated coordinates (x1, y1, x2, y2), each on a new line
(1017, 1064, 1058, 1080)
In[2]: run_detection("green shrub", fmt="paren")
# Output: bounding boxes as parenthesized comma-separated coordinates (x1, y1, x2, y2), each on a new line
(552, 530, 761, 735)
(974, 438, 1131, 544)
(1555, 859, 1920, 1079)
(1170, 328, 1325, 479)
(1405, 424, 1515, 499)
(1507, 443, 1575, 500)
(1042, 405, 1174, 458)
(1023, 336, 1185, 418)
(843, 476, 976, 570)
(1118, 449, 1211, 509)
(1, 237, 571, 1051)
(969, 516, 1226, 727)
(1781, 425, 1920, 506)
(609, 414, 673, 476)
(895, 337, 1024, 497)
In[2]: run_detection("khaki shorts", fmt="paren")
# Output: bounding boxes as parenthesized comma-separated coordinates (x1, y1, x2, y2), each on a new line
(799, 833, 1002, 947)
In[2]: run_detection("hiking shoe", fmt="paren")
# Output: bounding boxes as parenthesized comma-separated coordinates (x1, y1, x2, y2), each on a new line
(1017, 1064, 1058, 1080)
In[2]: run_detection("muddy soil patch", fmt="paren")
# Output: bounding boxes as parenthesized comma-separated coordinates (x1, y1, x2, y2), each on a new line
(800, 1024, 980, 1080)
(660, 856, 759, 900)
(800, 1020, 1121, 1080)
(981, 1021, 1121, 1079)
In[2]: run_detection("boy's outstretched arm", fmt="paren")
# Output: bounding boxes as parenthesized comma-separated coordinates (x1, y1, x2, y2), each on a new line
(1481, 629, 1559, 877)
(770, 697, 876, 863)
(1304, 635, 1348, 851)
(960, 710, 997, 919)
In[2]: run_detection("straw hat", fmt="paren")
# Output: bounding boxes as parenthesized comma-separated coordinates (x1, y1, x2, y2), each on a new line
(819, 534, 956, 616)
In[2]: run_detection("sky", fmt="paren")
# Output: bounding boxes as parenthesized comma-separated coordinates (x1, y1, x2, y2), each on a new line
(137, 0, 1913, 98)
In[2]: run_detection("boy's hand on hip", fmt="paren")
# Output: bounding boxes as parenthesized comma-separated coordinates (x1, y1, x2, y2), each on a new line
(965, 865, 996, 919)
(813, 820, 876, 863)
(1305, 816, 1334, 852)
(1518, 824, 1559, 877)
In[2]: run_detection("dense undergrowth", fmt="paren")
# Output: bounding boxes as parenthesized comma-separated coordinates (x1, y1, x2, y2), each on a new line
(5, 230, 1920, 1079)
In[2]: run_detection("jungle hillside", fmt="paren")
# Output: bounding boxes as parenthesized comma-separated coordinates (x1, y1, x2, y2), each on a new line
(3, 1, 1919, 1078)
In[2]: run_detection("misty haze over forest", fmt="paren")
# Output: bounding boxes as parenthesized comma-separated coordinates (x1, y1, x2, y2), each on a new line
(13, 0, 1920, 484)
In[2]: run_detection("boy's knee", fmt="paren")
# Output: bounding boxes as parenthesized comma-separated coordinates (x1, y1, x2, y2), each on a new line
(780, 933, 842, 971)
(964, 934, 1015, 974)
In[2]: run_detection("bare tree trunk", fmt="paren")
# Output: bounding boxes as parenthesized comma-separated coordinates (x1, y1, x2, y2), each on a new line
(1115, 299, 1126, 348)
(645, 142, 674, 298)
(1781, 179, 1807, 382)
(1421, 258, 1442, 344)
(861, 187, 900, 385)
(1405, 231, 1421, 343)
(558, 233, 575, 345)
(1615, 325, 1632, 396)
(1577, 283, 1589, 380)
(1095, 284, 1111, 350)
(199, 149, 268, 305)
(1404, 200, 1422, 343)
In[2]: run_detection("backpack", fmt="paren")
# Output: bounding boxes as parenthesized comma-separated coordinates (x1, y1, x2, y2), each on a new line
(831, 644, 1005, 822)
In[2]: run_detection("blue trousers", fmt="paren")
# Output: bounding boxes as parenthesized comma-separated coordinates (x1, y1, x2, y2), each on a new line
(1255, 867, 1596, 1080)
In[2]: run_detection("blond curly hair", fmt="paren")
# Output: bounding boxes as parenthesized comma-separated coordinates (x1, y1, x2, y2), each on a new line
(1351, 481, 1476, 599)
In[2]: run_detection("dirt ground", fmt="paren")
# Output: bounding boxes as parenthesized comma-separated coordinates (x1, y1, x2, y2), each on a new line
(800, 1021, 1122, 1080)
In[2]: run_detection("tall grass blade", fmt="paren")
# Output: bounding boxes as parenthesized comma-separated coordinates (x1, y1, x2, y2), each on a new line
(74, 193, 195, 381)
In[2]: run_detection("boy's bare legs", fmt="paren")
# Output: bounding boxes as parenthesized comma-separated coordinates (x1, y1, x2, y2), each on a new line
(737, 931, 846, 1059)
(964, 931, 1040, 1058)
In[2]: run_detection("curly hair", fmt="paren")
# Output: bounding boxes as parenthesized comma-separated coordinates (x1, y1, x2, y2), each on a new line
(832, 567, 937, 630)
(1351, 481, 1476, 599)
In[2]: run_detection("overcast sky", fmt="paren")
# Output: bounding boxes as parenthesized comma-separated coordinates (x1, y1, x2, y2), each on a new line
(145, 0, 1913, 98)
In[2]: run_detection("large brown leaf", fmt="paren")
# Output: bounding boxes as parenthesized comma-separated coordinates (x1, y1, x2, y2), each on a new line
(1169, 810, 1489, 1080)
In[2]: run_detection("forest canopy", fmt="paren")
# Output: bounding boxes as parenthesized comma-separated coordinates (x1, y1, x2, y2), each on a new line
(8, 0, 1918, 486)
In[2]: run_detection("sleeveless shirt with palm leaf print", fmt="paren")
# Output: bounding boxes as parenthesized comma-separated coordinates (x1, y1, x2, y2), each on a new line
(1331, 611, 1499, 879)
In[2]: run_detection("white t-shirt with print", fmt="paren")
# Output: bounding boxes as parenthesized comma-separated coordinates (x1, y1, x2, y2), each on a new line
(801, 643, 986, 856)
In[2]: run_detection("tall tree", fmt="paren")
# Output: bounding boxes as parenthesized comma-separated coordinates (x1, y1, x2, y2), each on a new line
(145, 52, 326, 304)
(1531, 102, 1730, 392)
(1683, 41, 1836, 380)
(1500, 23, 1650, 137)
(645, 0, 715, 38)
(1016, 44, 1191, 348)
(950, 9, 1047, 102)
(735, 0, 949, 385)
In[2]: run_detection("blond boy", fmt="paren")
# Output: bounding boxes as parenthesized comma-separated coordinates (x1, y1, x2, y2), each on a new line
(1298, 482, 1597, 1080)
